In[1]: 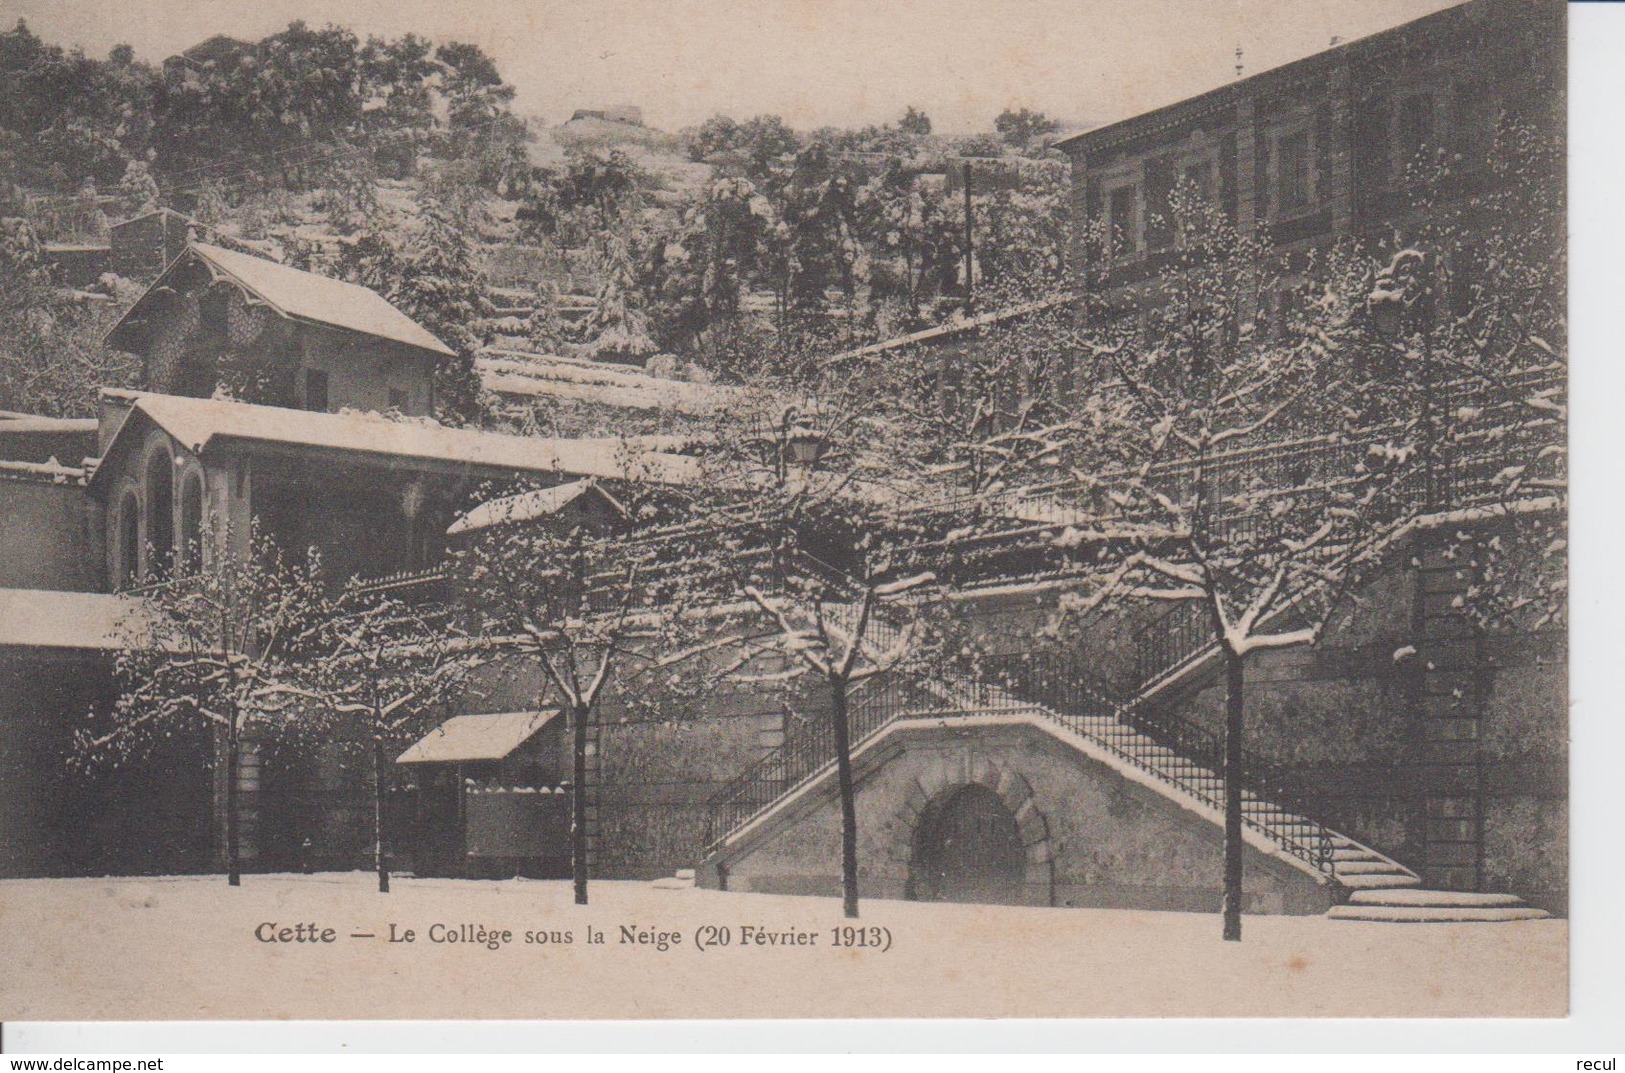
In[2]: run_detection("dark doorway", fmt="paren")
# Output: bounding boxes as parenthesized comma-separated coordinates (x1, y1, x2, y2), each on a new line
(910, 783, 1026, 905)
(143, 452, 174, 577)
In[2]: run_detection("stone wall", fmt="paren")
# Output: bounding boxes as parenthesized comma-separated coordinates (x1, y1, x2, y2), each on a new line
(705, 719, 1333, 915)
(1139, 533, 1567, 913)
(0, 475, 101, 592)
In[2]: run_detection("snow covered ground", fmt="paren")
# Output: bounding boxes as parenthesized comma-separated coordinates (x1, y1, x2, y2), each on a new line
(0, 873, 1565, 1020)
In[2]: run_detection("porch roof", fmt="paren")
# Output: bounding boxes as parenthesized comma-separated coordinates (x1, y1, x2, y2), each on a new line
(397, 710, 561, 764)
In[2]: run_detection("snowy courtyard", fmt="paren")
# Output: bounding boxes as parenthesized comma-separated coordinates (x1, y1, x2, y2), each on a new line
(0, 873, 1566, 1019)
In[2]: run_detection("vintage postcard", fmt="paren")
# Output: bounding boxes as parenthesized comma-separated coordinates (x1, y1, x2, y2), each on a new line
(0, 0, 1567, 1020)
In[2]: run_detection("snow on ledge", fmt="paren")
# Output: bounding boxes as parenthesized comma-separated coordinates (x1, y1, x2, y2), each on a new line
(714, 709, 1338, 884)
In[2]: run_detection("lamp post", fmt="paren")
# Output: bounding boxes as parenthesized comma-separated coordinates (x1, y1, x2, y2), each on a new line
(1369, 249, 1438, 510)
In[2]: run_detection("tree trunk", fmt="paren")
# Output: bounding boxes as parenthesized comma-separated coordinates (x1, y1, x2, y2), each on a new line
(1221, 648, 1245, 942)
(374, 733, 390, 894)
(225, 715, 241, 887)
(829, 677, 860, 919)
(571, 703, 590, 906)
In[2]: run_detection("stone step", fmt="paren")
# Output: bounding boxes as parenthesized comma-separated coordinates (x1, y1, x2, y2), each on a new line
(1328, 905, 1550, 923)
(1332, 847, 1382, 861)
(1334, 859, 1414, 876)
(1348, 888, 1527, 909)
(1335, 872, 1423, 890)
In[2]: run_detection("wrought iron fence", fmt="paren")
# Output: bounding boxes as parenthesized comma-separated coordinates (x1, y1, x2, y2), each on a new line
(703, 630, 1336, 875)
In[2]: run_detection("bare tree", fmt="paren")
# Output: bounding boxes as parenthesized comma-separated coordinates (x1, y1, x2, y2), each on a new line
(738, 558, 934, 919)
(452, 470, 715, 906)
(1056, 184, 1414, 941)
(307, 588, 487, 892)
(77, 528, 329, 886)
(692, 374, 941, 918)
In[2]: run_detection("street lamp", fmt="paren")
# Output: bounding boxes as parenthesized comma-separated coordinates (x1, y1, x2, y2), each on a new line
(1368, 248, 1437, 510)
(775, 406, 828, 481)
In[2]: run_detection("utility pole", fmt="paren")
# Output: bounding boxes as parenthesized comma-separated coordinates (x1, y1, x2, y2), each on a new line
(963, 162, 974, 313)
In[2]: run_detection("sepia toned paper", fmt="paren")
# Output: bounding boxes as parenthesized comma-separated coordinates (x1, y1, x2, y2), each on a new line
(0, 0, 1567, 1021)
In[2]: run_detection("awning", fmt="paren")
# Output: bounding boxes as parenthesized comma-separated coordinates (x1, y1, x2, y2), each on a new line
(396, 710, 560, 765)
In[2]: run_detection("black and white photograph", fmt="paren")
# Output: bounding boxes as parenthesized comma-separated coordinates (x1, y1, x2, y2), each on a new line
(0, 0, 1574, 1025)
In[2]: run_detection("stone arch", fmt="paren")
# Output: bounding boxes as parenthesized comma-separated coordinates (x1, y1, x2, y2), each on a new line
(142, 442, 176, 577)
(896, 756, 1053, 907)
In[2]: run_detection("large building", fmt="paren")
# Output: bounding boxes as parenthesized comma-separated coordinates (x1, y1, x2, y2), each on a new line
(0, 242, 727, 878)
(1058, 0, 1562, 309)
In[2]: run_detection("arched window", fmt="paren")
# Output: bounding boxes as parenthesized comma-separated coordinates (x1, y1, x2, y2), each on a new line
(144, 450, 175, 578)
(116, 491, 141, 589)
(178, 473, 204, 574)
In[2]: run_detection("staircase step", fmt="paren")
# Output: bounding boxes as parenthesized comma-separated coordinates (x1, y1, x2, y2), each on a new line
(1335, 872, 1423, 890)
(1332, 847, 1382, 861)
(1328, 904, 1550, 923)
(1348, 889, 1527, 909)
(1333, 860, 1414, 876)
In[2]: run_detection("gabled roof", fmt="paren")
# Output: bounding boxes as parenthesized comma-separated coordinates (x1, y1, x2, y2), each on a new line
(108, 243, 455, 359)
(397, 710, 560, 764)
(446, 478, 627, 536)
(88, 391, 706, 491)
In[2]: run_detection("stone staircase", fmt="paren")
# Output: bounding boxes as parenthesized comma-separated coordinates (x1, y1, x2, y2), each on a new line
(701, 557, 1550, 921)
(1329, 888, 1550, 922)
(704, 642, 1421, 898)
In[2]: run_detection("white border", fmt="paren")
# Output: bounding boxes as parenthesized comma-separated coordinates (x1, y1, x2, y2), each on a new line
(8, 0, 1624, 1055)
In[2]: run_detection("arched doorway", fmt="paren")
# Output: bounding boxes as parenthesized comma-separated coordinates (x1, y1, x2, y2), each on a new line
(178, 473, 204, 574)
(116, 491, 141, 589)
(144, 450, 174, 577)
(909, 784, 1026, 905)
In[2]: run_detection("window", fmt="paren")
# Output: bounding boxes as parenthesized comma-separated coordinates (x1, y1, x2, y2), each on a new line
(1276, 128, 1314, 213)
(1182, 158, 1217, 205)
(1396, 92, 1435, 170)
(304, 368, 329, 412)
(1106, 184, 1141, 259)
(388, 388, 409, 412)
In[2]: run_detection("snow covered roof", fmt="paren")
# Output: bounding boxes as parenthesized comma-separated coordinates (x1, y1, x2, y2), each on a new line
(108, 243, 454, 359)
(0, 412, 99, 435)
(446, 478, 627, 536)
(0, 458, 86, 485)
(0, 588, 151, 651)
(90, 391, 706, 489)
(479, 349, 737, 416)
(397, 710, 560, 764)
(821, 294, 1079, 367)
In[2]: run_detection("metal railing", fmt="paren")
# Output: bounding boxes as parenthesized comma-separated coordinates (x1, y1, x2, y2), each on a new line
(966, 366, 1564, 532)
(702, 603, 1336, 875)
